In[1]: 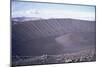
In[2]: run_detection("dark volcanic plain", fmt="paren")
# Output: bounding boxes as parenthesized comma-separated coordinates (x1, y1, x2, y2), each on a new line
(12, 18, 96, 66)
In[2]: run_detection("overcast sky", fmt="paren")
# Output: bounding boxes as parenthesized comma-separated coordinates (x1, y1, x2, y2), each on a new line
(12, 1, 95, 21)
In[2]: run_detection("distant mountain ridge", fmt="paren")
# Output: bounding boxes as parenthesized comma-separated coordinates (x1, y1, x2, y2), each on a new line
(12, 17, 95, 25)
(12, 17, 42, 24)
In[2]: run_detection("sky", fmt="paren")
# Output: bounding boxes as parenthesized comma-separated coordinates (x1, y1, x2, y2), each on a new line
(12, 1, 96, 21)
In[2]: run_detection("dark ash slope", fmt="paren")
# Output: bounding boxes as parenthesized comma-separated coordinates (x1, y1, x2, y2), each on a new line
(12, 18, 96, 63)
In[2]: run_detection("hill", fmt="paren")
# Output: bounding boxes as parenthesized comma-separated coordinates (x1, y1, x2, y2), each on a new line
(12, 18, 96, 65)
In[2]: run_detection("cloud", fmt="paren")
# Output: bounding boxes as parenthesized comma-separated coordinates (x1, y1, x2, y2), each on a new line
(12, 9, 95, 21)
